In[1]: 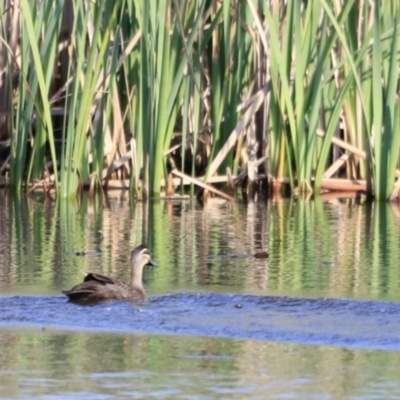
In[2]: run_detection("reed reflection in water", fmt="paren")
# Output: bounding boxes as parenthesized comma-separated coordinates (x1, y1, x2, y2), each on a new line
(1, 191, 400, 398)
(0, 190, 400, 301)
(0, 329, 399, 399)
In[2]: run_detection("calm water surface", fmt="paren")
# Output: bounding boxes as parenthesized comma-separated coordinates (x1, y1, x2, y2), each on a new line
(0, 190, 400, 399)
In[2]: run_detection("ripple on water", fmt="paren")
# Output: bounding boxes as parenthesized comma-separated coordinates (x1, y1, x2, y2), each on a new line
(0, 293, 399, 351)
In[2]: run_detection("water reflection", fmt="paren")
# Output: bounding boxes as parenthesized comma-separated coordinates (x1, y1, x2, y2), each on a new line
(0, 190, 400, 301)
(0, 329, 399, 399)
(1, 191, 400, 399)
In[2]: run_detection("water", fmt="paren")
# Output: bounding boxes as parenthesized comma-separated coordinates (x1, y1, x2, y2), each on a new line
(1, 190, 400, 398)
(1, 294, 400, 351)
(1, 330, 399, 400)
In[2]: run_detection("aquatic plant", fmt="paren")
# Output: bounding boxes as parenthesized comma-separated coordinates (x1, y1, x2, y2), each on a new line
(0, 0, 399, 200)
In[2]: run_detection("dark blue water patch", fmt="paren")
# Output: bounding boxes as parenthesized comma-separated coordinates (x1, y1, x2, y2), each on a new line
(0, 293, 399, 351)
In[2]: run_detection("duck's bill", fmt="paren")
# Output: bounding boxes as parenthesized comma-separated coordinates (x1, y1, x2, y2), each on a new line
(148, 259, 157, 267)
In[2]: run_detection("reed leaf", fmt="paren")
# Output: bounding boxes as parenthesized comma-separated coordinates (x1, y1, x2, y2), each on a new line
(378, 8, 400, 200)
(61, 0, 123, 198)
(10, 0, 61, 193)
(27, 1, 64, 184)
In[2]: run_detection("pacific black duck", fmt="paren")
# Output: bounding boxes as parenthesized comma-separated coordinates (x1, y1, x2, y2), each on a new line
(62, 245, 156, 304)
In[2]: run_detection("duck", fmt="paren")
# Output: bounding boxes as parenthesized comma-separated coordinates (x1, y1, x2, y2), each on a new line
(62, 245, 157, 304)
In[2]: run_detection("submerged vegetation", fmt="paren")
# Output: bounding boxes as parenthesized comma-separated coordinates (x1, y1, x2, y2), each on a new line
(0, 0, 400, 200)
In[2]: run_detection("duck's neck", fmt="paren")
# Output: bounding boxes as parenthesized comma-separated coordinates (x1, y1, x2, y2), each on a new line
(130, 263, 144, 288)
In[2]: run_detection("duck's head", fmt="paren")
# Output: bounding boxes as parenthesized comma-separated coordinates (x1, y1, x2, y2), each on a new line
(130, 245, 157, 268)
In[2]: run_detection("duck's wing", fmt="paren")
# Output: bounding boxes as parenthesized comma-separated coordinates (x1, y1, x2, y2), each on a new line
(82, 271, 121, 285)
(62, 273, 129, 303)
(62, 279, 122, 303)
(62, 287, 98, 302)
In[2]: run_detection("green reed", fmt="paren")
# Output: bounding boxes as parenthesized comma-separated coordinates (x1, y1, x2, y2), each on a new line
(9, 0, 62, 193)
(61, 0, 123, 198)
(2, 1, 400, 199)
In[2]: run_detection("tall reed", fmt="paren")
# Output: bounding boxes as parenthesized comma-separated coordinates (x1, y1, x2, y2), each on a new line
(9, 0, 62, 193)
(1, 1, 400, 200)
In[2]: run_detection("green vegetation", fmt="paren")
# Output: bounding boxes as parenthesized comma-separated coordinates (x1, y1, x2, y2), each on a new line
(0, 1, 400, 199)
